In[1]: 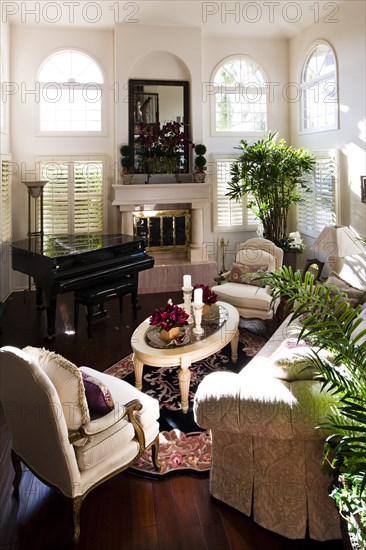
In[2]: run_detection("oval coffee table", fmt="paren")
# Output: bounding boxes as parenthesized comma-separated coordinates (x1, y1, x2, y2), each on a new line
(131, 301, 239, 413)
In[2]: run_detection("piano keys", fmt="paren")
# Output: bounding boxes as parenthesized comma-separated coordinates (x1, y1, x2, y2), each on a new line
(11, 234, 154, 340)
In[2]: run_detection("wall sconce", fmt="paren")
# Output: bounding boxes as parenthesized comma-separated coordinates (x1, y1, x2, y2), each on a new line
(310, 225, 365, 273)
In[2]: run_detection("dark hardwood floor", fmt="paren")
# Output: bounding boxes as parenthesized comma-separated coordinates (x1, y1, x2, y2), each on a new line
(0, 290, 343, 550)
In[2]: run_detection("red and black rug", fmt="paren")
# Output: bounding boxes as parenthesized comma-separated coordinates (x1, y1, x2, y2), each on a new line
(105, 327, 266, 478)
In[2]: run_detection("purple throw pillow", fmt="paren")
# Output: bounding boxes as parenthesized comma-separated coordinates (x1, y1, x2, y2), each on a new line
(81, 372, 115, 416)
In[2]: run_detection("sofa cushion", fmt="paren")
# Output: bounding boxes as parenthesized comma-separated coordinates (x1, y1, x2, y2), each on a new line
(236, 248, 276, 272)
(228, 262, 268, 286)
(325, 272, 366, 307)
(82, 371, 115, 417)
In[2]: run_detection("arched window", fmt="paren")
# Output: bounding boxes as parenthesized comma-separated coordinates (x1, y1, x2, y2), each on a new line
(38, 49, 104, 133)
(301, 42, 338, 132)
(211, 56, 268, 134)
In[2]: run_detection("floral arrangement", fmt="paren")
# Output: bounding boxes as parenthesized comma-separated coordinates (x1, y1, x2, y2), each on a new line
(136, 121, 191, 174)
(193, 284, 218, 305)
(277, 231, 306, 253)
(149, 300, 189, 331)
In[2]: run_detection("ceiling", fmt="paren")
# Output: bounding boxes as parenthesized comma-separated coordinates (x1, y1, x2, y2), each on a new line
(5, 0, 344, 39)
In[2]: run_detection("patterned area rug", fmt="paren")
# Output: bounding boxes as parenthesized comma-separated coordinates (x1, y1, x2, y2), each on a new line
(105, 328, 266, 478)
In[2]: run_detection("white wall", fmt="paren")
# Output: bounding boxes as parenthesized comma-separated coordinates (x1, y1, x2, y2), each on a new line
(201, 36, 290, 262)
(10, 26, 116, 239)
(289, 0, 366, 280)
(0, 19, 12, 301)
(114, 24, 202, 148)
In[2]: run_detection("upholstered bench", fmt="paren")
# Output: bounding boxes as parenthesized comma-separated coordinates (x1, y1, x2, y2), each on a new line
(74, 276, 139, 338)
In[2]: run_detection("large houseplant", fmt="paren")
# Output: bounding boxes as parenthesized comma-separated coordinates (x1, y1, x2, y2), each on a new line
(226, 132, 315, 247)
(260, 266, 366, 548)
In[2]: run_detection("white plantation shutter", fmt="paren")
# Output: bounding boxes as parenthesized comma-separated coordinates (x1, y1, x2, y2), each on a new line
(38, 156, 105, 234)
(1, 156, 12, 243)
(214, 156, 257, 232)
(41, 161, 69, 234)
(298, 150, 338, 237)
(74, 161, 103, 233)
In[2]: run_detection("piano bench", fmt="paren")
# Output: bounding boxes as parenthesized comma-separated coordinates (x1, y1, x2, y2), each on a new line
(74, 279, 138, 339)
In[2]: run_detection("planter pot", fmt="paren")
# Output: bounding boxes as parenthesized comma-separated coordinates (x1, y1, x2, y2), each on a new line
(283, 251, 298, 271)
(159, 327, 180, 342)
(122, 174, 134, 185)
(194, 172, 206, 183)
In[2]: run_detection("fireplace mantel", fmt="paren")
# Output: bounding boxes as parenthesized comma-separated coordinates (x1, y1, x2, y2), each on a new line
(112, 182, 211, 206)
(113, 182, 211, 263)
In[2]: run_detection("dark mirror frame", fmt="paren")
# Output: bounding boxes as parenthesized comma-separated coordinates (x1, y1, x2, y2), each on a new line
(128, 79, 190, 175)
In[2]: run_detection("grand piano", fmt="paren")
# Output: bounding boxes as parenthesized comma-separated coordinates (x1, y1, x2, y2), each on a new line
(11, 233, 154, 340)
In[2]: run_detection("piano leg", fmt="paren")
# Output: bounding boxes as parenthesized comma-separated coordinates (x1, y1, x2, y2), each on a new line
(45, 294, 57, 341)
(35, 285, 45, 310)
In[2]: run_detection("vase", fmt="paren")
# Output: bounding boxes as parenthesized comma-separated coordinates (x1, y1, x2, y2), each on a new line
(202, 304, 211, 316)
(159, 326, 181, 342)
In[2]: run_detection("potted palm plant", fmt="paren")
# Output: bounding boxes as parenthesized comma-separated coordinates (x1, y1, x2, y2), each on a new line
(226, 132, 315, 252)
(260, 266, 366, 549)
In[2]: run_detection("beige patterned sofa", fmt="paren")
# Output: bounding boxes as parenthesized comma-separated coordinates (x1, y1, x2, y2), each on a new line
(193, 315, 342, 542)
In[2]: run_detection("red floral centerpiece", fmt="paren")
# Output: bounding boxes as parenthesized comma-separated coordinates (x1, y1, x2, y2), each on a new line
(192, 284, 218, 316)
(149, 301, 189, 342)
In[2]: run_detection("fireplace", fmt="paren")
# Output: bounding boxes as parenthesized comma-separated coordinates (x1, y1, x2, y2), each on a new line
(132, 209, 191, 250)
(112, 183, 217, 292)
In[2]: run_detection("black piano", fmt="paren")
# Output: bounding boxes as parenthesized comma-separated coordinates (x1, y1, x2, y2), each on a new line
(11, 234, 154, 340)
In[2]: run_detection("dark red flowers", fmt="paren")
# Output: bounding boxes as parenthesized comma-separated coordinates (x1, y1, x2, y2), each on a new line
(149, 302, 189, 331)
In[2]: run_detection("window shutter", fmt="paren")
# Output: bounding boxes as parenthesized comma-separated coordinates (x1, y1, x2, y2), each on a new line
(39, 156, 105, 235)
(298, 150, 338, 237)
(74, 161, 103, 233)
(214, 157, 257, 232)
(0, 157, 12, 243)
(41, 161, 70, 234)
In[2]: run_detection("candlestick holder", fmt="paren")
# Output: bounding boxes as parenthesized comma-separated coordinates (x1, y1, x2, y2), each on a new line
(182, 286, 194, 324)
(192, 303, 204, 335)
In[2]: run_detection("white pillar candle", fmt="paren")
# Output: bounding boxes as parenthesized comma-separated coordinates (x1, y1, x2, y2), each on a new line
(193, 287, 203, 305)
(183, 274, 192, 289)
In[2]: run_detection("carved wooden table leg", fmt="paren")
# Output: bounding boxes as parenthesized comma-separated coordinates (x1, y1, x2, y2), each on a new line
(178, 358, 191, 414)
(231, 327, 239, 363)
(133, 355, 144, 390)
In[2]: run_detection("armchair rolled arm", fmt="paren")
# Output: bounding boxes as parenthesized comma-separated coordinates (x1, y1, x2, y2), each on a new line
(68, 400, 147, 454)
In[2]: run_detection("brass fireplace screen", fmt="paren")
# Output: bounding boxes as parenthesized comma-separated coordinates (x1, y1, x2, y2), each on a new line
(132, 209, 191, 250)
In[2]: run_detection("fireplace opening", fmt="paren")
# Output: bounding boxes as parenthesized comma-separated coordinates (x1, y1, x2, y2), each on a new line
(132, 209, 191, 250)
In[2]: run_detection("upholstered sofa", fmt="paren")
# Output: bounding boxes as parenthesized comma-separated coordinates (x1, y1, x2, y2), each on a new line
(193, 315, 343, 541)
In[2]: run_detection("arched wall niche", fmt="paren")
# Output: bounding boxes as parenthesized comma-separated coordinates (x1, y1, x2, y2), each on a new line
(129, 50, 190, 81)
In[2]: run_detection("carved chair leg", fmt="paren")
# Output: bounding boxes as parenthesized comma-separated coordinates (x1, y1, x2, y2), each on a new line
(71, 496, 83, 544)
(151, 434, 161, 472)
(11, 450, 22, 490)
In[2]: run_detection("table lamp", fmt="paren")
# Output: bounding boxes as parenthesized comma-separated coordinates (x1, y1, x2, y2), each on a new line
(310, 225, 364, 273)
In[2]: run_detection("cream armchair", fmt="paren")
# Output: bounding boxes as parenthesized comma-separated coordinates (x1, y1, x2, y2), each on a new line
(212, 237, 283, 322)
(0, 346, 160, 543)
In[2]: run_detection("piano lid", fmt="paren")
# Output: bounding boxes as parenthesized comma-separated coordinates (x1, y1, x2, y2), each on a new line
(11, 234, 145, 258)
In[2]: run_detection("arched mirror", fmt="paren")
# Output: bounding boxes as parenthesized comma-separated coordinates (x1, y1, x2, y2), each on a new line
(128, 79, 190, 177)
